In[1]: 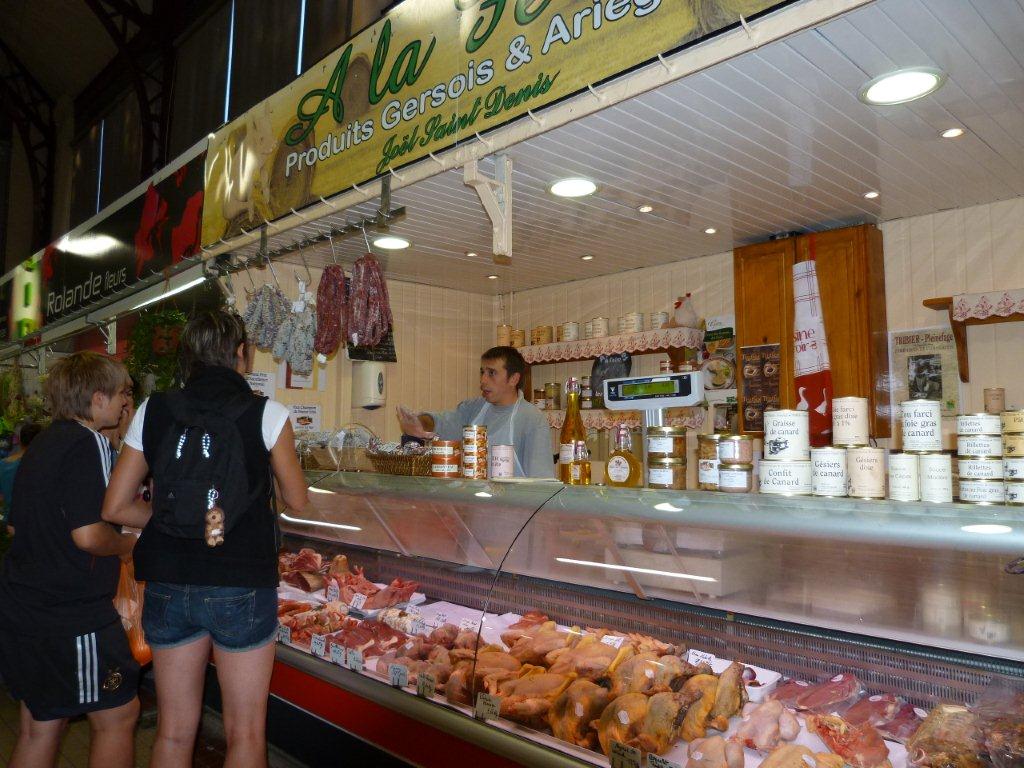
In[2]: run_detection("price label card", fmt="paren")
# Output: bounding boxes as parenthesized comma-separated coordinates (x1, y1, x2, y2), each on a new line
(474, 692, 501, 721)
(417, 672, 436, 699)
(346, 648, 364, 672)
(349, 593, 367, 611)
(276, 625, 291, 644)
(432, 612, 448, 627)
(410, 619, 427, 636)
(600, 634, 625, 648)
(687, 649, 716, 667)
(459, 618, 481, 632)
(388, 664, 409, 688)
(310, 634, 326, 657)
(330, 644, 346, 666)
(326, 583, 340, 603)
(610, 741, 643, 768)
(648, 754, 683, 768)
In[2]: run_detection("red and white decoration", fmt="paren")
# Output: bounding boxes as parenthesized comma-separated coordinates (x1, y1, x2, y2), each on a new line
(951, 289, 1024, 322)
(543, 408, 704, 431)
(520, 327, 703, 364)
(793, 257, 833, 447)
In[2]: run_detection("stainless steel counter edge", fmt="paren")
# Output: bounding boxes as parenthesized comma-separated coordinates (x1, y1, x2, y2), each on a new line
(274, 644, 595, 768)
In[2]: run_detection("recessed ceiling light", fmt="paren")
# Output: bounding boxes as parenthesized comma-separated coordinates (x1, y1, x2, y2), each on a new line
(580, 255, 594, 261)
(941, 127, 964, 139)
(487, 274, 499, 280)
(859, 67, 945, 105)
(373, 235, 409, 250)
(704, 227, 717, 235)
(466, 251, 478, 258)
(637, 204, 654, 213)
(550, 178, 597, 198)
(863, 191, 879, 200)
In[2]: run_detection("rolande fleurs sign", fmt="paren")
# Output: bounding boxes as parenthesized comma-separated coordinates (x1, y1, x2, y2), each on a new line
(202, 0, 782, 247)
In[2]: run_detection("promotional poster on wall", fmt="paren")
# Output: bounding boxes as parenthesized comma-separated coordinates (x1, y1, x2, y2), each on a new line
(890, 327, 960, 415)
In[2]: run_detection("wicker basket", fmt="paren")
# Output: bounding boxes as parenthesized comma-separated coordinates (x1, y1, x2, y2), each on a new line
(366, 451, 432, 477)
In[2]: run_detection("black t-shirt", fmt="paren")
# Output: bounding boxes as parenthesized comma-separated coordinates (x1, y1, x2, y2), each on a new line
(0, 420, 120, 636)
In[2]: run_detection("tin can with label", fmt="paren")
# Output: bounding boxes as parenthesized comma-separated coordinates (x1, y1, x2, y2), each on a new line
(1004, 457, 1024, 480)
(462, 425, 488, 479)
(647, 426, 686, 460)
(832, 397, 869, 447)
(959, 458, 1003, 480)
(510, 329, 526, 347)
(1005, 481, 1024, 505)
(759, 460, 812, 495)
(496, 324, 512, 347)
(919, 453, 953, 503)
(625, 312, 644, 332)
(902, 400, 942, 452)
(763, 409, 810, 460)
(959, 479, 1005, 504)
(489, 445, 515, 479)
(1004, 433, 1024, 457)
(847, 447, 886, 499)
(582, 320, 593, 339)
(431, 440, 463, 479)
(591, 317, 609, 338)
(718, 435, 753, 465)
(1001, 409, 1024, 433)
(649, 311, 669, 330)
(958, 434, 1002, 458)
(811, 447, 848, 497)
(718, 464, 753, 493)
(562, 321, 580, 342)
(888, 453, 920, 502)
(985, 387, 1006, 414)
(957, 413, 1001, 435)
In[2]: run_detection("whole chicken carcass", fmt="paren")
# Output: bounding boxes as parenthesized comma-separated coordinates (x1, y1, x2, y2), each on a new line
(730, 700, 801, 752)
(632, 690, 700, 755)
(679, 674, 719, 742)
(445, 646, 521, 705)
(807, 714, 892, 768)
(545, 635, 633, 682)
(503, 621, 581, 665)
(592, 693, 649, 756)
(708, 661, 748, 731)
(760, 743, 845, 768)
(495, 665, 576, 727)
(688, 735, 745, 768)
(609, 652, 707, 697)
(549, 679, 611, 750)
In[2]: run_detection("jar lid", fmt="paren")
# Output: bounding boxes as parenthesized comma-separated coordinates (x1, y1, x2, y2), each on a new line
(697, 433, 722, 442)
(648, 457, 685, 465)
(648, 426, 686, 436)
(721, 434, 752, 442)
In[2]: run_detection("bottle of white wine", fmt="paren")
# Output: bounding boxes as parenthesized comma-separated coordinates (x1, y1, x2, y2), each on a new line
(559, 377, 585, 483)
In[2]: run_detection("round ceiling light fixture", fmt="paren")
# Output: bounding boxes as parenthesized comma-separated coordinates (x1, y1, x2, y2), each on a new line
(373, 235, 410, 250)
(859, 67, 945, 106)
(550, 177, 597, 198)
(940, 127, 965, 139)
(704, 227, 717, 235)
(487, 274, 499, 280)
(863, 191, 880, 200)
(637, 204, 654, 213)
(580, 254, 594, 261)
(466, 251, 478, 258)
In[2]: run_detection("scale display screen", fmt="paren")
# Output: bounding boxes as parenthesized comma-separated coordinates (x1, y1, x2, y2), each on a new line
(620, 380, 678, 398)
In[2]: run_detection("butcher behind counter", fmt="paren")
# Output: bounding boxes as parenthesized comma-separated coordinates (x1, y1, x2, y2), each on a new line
(397, 346, 555, 479)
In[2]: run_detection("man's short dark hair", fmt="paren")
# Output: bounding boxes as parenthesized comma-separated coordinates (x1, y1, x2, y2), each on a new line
(17, 422, 42, 449)
(482, 346, 527, 390)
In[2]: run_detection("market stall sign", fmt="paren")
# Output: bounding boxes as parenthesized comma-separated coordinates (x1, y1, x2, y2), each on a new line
(42, 153, 206, 324)
(202, 0, 783, 246)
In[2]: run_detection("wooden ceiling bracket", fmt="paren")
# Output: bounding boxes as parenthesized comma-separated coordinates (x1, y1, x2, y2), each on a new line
(463, 155, 512, 265)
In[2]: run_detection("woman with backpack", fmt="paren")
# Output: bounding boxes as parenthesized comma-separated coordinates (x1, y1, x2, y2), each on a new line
(102, 310, 309, 768)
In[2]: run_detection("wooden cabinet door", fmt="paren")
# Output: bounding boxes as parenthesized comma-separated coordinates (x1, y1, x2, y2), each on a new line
(734, 237, 796, 433)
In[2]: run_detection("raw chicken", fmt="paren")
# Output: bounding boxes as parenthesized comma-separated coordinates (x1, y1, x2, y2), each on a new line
(609, 652, 706, 697)
(846, 694, 902, 727)
(795, 673, 863, 712)
(587, 627, 683, 656)
(876, 702, 925, 743)
(494, 665, 576, 727)
(708, 661, 748, 731)
(905, 705, 984, 768)
(374, 645, 452, 690)
(632, 691, 700, 755)
(807, 713, 892, 768)
(502, 621, 581, 665)
(508, 610, 549, 629)
(730, 701, 801, 752)
(592, 693, 648, 756)
(446, 645, 522, 702)
(679, 674, 719, 741)
(549, 679, 611, 750)
(427, 623, 460, 648)
(688, 735, 745, 768)
(759, 743, 845, 768)
(545, 635, 633, 681)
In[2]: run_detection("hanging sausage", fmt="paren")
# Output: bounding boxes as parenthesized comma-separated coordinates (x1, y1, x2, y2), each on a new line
(242, 284, 291, 350)
(313, 264, 348, 358)
(347, 253, 393, 348)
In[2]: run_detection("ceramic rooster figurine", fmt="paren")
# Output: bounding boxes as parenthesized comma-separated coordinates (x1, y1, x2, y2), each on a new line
(665, 293, 701, 370)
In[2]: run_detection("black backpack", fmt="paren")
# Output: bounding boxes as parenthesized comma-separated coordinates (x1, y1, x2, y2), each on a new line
(150, 390, 265, 541)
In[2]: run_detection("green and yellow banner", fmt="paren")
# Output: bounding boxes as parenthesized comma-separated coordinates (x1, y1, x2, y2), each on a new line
(202, 0, 780, 246)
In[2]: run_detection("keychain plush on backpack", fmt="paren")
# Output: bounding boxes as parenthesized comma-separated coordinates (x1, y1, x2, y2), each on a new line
(205, 489, 225, 547)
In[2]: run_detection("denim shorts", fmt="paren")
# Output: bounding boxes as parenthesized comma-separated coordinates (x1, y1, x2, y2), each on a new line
(143, 583, 278, 652)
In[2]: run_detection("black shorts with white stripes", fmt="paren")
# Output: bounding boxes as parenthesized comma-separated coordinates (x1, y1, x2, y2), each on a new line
(0, 620, 139, 721)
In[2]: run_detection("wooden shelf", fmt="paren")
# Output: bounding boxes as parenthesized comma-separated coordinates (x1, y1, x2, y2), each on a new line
(924, 292, 1024, 383)
(519, 326, 703, 365)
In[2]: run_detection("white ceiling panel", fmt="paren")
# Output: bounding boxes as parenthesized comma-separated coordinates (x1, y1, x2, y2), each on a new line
(247, 0, 1024, 296)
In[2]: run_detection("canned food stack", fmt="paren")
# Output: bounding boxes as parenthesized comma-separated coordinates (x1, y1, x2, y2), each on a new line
(1003, 409, 1024, 505)
(618, 313, 644, 335)
(759, 409, 812, 495)
(957, 412, 1004, 504)
(825, 396, 867, 498)
(646, 426, 686, 489)
(898, 399, 951, 503)
(717, 434, 753, 493)
(430, 440, 462, 479)
(462, 425, 488, 479)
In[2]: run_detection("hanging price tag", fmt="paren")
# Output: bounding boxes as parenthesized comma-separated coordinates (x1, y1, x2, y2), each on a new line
(326, 583, 340, 603)
(417, 672, 436, 698)
(474, 693, 501, 721)
(330, 644, 346, 666)
(310, 634, 326, 657)
(346, 648, 364, 672)
(600, 634, 625, 648)
(648, 754, 683, 768)
(349, 593, 367, 611)
(686, 649, 716, 667)
(388, 664, 409, 688)
(610, 741, 643, 768)
(459, 618, 481, 632)
(276, 625, 291, 644)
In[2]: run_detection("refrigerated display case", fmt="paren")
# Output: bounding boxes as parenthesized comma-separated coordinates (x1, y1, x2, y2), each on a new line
(271, 471, 1024, 767)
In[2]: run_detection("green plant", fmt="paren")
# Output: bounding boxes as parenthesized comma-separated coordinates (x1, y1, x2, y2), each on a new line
(124, 309, 188, 399)
(0, 365, 48, 437)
